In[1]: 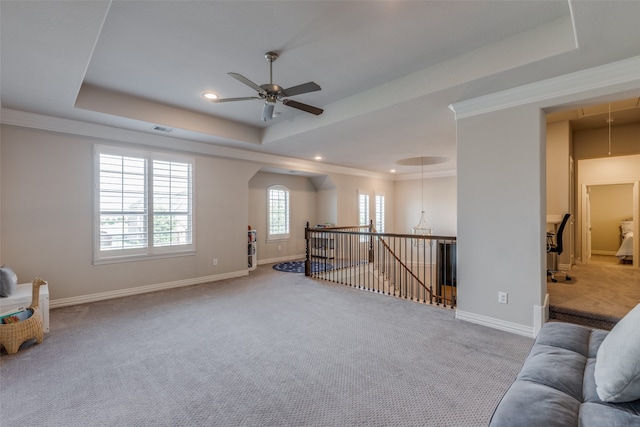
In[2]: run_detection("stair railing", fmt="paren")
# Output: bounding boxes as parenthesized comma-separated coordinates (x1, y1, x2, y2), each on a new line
(305, 222, 457, 308)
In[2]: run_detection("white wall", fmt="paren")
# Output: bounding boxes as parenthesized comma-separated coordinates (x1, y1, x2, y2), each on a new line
(311, 175, 337, 226)
(456, 105, 546, 335)
(394, 176, 457, 236)
(0, 124, 400, 303)
(577, 155, 640, 265)
(546, 121, 572, 267)
(546, 121, 571, 216)
(589, 184, 633, 253)
(329, 173, 395, 230)
(248, 171, 318, 262)
(0, 125, 260, 301)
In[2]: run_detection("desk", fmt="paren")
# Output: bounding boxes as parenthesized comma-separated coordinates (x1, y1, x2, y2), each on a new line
(0, 283, 49, 332)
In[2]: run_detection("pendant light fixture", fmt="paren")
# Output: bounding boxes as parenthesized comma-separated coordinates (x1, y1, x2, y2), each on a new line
(413, 156, 433, 236)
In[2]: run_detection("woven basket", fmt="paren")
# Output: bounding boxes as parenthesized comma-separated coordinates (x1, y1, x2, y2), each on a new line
(0, 278, 47, 355)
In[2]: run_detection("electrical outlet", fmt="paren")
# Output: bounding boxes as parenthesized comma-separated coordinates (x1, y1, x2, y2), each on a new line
(278, 245, 281, 251)
(213, 258, 218, 266)
(498, 292, 508, 304)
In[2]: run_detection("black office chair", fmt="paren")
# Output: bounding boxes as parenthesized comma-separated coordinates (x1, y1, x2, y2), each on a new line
(547, 213, 571, 282)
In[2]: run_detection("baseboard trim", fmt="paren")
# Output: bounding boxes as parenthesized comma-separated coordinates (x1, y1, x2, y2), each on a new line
(591, 250, 617, 256)
(533, 294, 550, 337)
(455, 310, 534, 338)
(49, 271, 247, 309)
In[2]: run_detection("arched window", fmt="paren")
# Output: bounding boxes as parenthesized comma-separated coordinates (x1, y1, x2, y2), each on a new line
(267, 185, 290, 240)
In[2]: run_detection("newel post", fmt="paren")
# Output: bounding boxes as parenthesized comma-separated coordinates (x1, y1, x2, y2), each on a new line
(368, 219, 375, 262)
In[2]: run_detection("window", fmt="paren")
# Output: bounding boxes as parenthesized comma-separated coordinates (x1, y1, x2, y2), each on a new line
(375, 194, 385, 233)
(94, 145, 194, 263)
(358, 192, 370, 227)
(267, 185, 290, 240)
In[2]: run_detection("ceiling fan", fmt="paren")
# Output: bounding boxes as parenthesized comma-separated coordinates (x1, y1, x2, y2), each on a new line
(211, 51, 323, 121)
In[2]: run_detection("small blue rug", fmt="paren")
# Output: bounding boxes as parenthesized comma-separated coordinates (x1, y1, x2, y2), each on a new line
(272, 261, 333, 273)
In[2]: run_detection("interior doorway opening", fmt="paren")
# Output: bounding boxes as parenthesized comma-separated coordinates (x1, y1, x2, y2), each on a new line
(581, 183, 635, 267)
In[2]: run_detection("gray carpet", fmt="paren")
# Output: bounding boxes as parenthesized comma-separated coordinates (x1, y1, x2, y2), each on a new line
(548, 262, 640, 330)
(1, 265, 533, 426)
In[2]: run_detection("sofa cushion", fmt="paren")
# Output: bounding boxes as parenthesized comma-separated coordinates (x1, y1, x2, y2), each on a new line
(579, 402, 640, 427)
(518, 344, 586, 400)
(0, 265, 18, 297)
(489, 322, 640, 427)
(489, 380, 580, 427)
(595, 303, 640, 403)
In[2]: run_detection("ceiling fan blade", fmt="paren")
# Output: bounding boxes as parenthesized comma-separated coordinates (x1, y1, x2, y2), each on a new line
(282, 99, 323, 116)
(211, 96, 260, 103)
(281, 82, 321, 97)
(228, 72, 266, 95)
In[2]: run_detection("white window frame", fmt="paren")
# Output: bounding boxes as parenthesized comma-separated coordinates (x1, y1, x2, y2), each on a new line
(93, 145, 195, 264)
(375, 193, 385, 233)
(267, 185, 290, 241)
(358, 191, 370, 227)
(357, 190, 371, 242)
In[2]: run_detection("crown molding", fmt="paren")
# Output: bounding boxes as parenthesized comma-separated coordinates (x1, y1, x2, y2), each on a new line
(449, 55, 640, 119)
(0, 108, 393, 181)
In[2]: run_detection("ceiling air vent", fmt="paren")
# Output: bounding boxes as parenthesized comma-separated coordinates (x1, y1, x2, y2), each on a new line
(152, 125, 173, 133)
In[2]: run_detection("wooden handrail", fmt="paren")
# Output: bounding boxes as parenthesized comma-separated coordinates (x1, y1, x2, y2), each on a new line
(375, 234, 432, 301)
(305, 222, 456, 307)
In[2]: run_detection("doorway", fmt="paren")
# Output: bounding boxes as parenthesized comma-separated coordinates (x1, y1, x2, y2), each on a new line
(582, 183, 634, 266)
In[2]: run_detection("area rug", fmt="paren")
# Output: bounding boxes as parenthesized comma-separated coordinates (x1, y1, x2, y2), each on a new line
(272, 261, 332, 273)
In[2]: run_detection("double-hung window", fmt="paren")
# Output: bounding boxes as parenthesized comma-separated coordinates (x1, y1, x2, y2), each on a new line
(267, 185, 290, 240)
(94, 145, 195, 263)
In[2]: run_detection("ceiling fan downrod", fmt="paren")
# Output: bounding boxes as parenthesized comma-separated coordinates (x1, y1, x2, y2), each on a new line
(265, 51, 278, 85)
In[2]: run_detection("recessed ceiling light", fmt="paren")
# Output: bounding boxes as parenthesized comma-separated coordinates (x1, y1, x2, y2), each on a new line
(390, 169, 396, 173)
(203, 92, 218, 100)
(314, 156, 323, 161)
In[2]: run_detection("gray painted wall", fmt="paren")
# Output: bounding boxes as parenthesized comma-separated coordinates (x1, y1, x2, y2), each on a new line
(456, 105, 546, 330)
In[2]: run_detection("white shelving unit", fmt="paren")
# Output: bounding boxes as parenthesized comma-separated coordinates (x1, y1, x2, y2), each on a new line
(248, 229, 257, 271)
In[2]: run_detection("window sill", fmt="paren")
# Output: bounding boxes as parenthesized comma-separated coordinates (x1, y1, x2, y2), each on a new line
(93, 251, 196, 265)
(266, 236, 290, 242)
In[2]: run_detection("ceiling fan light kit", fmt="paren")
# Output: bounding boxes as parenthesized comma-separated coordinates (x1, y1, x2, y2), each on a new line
(213, 51, 324, 121)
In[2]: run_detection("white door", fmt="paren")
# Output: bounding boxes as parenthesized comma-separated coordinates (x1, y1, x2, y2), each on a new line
(570, 157, 575, 266)
(585, 189, 592, 265)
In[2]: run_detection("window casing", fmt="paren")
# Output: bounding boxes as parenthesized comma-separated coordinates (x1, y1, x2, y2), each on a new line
(94, 145, 195, 263)
(267, 185, 290, 240)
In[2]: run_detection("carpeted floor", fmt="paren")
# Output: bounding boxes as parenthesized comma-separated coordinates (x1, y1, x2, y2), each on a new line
(0, 265, 533, 427)
(548, 262, 640, 330)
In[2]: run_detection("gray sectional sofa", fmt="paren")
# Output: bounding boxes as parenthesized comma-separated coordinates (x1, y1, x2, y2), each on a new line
(489, 307, 640, 426)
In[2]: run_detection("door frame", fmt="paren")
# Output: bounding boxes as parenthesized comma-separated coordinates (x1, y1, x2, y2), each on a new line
(580, 181, 638, 266)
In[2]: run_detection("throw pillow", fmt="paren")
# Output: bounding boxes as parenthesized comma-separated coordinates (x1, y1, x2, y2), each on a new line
(0, 265, 18, 297)
(595, 303, 640, 403)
